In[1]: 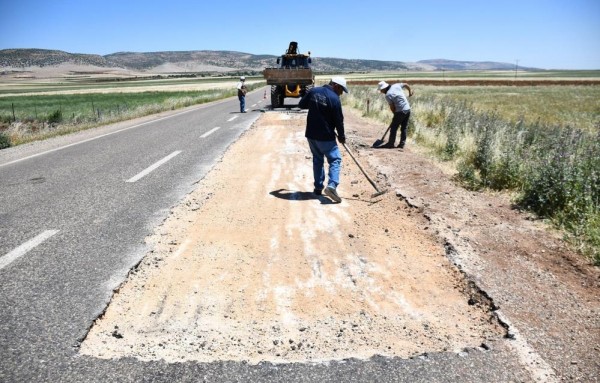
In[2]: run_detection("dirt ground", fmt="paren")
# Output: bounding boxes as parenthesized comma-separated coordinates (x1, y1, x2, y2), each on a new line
(80, 108, 599, 380)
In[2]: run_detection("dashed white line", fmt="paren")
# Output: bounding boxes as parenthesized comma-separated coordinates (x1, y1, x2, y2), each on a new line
(201, 127, 221, 138)
(0, 108, 198, 169)
(227, 116, 238, 122)
(0, 230, 60, 271)
(126, 151, 182, 183)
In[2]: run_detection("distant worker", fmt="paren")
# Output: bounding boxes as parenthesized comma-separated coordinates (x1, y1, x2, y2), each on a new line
(298, 77, 348, 203)
(376, 80, 413, 149)
(237, 76, 247, 113)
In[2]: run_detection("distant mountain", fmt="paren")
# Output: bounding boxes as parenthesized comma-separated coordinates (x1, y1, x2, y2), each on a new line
(0, 48, 535, 75)
(0, 48, 114, 68)
(417, 59, 535, 71)
(104, 50, 272, 72)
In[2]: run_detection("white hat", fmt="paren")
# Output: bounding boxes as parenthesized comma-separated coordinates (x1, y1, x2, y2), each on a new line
(331, 76, 349, 93)
(240, 76, 245, 81)
(377, 81, 390, 91)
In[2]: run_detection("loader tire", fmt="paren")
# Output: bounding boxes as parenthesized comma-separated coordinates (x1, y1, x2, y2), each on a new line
(271, 86, 282, 108)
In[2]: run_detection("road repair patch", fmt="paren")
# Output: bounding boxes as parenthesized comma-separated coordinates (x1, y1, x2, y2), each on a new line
(80, 112, 505, 364)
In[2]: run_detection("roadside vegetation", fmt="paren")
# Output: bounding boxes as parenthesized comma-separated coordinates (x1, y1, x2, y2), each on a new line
(0, 81, 264, 146)
(345, 83, 600, 265)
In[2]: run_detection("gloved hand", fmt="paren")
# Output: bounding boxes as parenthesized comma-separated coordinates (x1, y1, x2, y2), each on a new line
(338, 136, 346, 144)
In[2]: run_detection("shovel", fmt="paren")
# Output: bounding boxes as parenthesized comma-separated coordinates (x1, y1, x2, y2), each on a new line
(372, 126, 391, 147)
(340, 140, 388, 198)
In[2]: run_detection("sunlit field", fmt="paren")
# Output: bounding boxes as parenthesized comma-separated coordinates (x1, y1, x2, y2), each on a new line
(0, 77, 264, 146)
(0, 75, 264, 96)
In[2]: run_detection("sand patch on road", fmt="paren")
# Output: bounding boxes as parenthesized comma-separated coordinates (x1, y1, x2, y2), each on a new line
(80, 111, 504, 364)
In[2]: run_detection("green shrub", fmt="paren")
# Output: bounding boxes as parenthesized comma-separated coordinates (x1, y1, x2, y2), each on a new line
(582, 212, 600, 265)
(47, 109, 63, 124)
(488, 151, 523, 190)
(0, 132, 10, 149)
(455, 159, 481, 190)
(442, 133, 458, 160)
(473, 117, 495, 186)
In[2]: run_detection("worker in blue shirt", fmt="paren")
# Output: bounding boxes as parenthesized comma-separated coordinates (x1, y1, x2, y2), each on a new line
(298, 77, 348, 203)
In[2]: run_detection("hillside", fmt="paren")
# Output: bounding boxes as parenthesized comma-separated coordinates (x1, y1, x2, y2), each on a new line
(0, 48, 114, 68)
(418, 59, 533, 71)
(0, 48, 533, 76)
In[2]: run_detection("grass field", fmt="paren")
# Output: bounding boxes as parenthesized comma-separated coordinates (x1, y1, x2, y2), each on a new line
(0, 75, 265, 96)
(317, 70, 600, 82)
(349, 84, 600, 132)
(0, 79, 264, 146)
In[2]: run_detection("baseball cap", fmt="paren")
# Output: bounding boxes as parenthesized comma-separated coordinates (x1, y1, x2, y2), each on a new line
(240, 76, 245, 81)
(331, 77, 349, 93)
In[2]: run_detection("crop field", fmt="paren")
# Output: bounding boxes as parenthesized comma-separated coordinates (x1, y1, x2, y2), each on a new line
(345, 81, 600, 263)
(0, 77, 264, 146)
(347, 83, 600, 131)
(0, 75, 265, 96)
(316, 70, 600, 85)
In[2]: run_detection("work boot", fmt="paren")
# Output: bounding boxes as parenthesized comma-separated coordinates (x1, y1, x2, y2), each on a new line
(324, 186, 342, 203)
(313, 188, 323, 196)
(398, 142, 405, 149)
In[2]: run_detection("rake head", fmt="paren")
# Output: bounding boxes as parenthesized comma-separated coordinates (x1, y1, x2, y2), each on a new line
(371, 189, 388, 198)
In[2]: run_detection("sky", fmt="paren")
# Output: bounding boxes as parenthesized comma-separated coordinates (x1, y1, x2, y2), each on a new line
(1, 0, 599, 70)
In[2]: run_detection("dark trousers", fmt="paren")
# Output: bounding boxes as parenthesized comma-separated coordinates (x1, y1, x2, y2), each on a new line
(387, 110, 411, 147)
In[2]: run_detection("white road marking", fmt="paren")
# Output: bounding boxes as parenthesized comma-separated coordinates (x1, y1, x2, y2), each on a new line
(201, 127, 220, 138)
(0, 230, 59, 270)
(126, 151, 182, 183)
(227, 116, 238, 122)
(0, 108, 199, 169)
(496, 310, 559, 382)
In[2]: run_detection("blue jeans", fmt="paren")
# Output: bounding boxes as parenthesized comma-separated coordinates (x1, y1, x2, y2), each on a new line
(238, 95, 245, 112)
(307, 138, 342, 190)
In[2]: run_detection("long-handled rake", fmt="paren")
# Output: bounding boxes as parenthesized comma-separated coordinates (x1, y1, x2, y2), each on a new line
(341, 141, 388, 198)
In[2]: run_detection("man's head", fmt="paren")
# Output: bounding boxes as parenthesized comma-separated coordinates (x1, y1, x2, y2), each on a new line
(377, 81, 390, 93)
(330, 77, 349, 96)
(240, 76, 246, 81)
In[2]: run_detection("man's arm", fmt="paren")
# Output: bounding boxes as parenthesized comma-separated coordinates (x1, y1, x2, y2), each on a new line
(298, 89, 311, 109)
(333, 100, 346, 144)
(403, 84, 414, 97)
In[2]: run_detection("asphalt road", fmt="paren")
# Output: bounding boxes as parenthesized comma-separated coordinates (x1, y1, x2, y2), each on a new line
(0, 90, 532, 382)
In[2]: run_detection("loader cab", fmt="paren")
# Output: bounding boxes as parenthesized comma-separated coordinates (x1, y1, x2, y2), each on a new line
(277, 56, 311, 68)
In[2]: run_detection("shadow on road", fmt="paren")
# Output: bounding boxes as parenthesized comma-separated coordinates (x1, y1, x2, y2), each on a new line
(269, 188, 333, 204)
